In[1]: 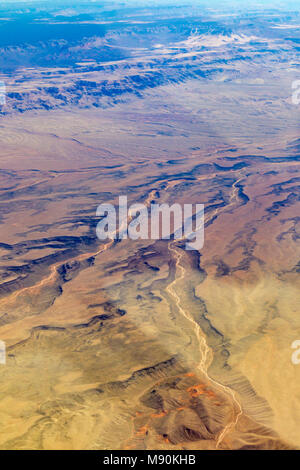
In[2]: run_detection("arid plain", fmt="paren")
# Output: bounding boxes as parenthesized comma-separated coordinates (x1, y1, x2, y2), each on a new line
(0, 2, 299, 450)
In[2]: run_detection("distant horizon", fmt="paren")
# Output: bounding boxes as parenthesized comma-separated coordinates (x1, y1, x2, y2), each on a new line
(0, 0, 300, 9)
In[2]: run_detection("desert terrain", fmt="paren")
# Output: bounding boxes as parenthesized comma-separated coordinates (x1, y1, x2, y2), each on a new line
(0, 1, 299, 450)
